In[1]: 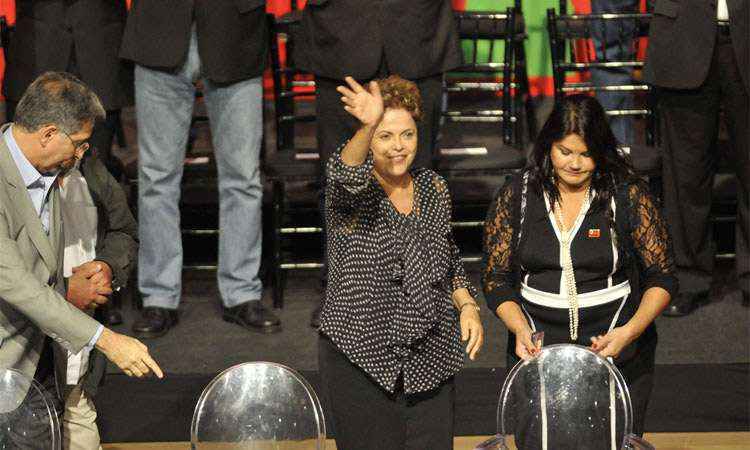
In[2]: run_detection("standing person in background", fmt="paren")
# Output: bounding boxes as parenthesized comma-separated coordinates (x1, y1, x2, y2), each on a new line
(589, 0, 642, 145)
(58, 149, 138, 449)
(3, 0, 131, 180)
(644, 0, 749, 315)
(120, 0, 280, 337)
(3, 0, 133, 325)
(296, 0, 463, 327)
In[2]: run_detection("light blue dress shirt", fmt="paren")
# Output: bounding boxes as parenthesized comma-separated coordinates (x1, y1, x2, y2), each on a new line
(3, 125, 103, 347)
(3, 125, 57, 233)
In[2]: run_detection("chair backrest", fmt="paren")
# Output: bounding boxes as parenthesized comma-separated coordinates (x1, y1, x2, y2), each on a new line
(546, 9, 657, 146)
(190, 362, 326, 450)
(0, 368, 61, 450)
(490, 344, 653, 450)
(268, 12, 318, 160)
(441, 7, 528, 150)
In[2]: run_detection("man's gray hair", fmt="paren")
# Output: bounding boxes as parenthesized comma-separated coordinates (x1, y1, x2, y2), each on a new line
(13, 72, 106, 134)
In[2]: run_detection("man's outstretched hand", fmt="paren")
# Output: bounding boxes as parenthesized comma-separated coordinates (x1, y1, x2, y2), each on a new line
(95, 328, 164, 379)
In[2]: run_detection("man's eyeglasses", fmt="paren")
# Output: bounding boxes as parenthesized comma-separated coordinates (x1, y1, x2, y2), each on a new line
(60, 129, 90, 154)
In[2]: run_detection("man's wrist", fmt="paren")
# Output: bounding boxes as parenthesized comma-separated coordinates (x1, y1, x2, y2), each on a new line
(95, 260, 119, 290)
(94, 327, 113, 351)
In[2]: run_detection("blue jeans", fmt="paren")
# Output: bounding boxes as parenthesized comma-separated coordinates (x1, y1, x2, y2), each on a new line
(590, 0, 639, 145)
(136, 27, 263, 309)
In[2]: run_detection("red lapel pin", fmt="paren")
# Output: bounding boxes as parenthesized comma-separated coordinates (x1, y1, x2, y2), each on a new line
(588, 228, 601, 238)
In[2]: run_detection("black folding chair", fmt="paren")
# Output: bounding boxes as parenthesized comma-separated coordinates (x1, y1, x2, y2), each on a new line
(263, 11, 320, 308)
(547, 9, 660, 177)
(435, 6, 533, 264)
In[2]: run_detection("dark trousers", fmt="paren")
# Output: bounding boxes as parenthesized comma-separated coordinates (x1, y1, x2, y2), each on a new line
(318, 335, 455, 450)
(658, 30, 750, 297)
(589, 0, 639, 145)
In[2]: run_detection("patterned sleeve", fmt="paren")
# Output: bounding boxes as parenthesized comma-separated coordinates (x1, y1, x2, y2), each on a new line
(627, 182, 679, 298)
(482, 177, 520, 314)
(325, 141, 374, 211)
(433, 175, 478, 299)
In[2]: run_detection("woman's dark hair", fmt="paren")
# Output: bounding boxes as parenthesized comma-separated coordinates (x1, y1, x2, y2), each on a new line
(528, 94, 636, 214)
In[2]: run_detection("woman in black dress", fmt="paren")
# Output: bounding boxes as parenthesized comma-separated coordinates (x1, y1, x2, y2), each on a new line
(319, 75, 484, 450)
(482, 95, 678, 440)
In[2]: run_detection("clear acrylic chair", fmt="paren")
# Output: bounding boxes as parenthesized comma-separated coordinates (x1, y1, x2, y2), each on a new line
(475, 344, 654, 450)
(191, 362, 326, 450)
(0, 368, 61, 449)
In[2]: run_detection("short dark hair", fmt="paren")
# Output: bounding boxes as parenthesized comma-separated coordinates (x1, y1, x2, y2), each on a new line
(528, 94, 636, 213)
(13, 72, 106, 134)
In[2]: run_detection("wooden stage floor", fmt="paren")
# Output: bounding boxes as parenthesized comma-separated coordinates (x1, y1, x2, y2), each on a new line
(102, 433, 750, 450)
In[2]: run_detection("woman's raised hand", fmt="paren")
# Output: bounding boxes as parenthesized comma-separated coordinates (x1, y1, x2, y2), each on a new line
(337, 76, 384, 127)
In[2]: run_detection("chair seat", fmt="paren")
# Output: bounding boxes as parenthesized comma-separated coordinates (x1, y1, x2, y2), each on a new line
(263, 149, 320, 180)
(435, 136, 526, 175)
(446, 173, 513, 206)
(625, 144, 661, 176)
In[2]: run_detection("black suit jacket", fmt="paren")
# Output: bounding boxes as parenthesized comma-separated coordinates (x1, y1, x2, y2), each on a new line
(295, 0, 463, 80)
(78, 153, 138, 396)
(3, 0, 130, 110)
(120, 0, 268, 83)
(644, 0, 749, 91)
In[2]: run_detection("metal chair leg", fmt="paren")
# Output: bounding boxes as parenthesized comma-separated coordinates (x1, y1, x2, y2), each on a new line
(272, 180, 285, 309)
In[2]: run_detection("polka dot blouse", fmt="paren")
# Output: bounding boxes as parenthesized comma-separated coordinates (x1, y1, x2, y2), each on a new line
(320, 146, 477, 394)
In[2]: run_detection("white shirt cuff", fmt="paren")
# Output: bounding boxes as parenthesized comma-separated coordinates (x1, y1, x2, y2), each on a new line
(87, 324, 104, 348)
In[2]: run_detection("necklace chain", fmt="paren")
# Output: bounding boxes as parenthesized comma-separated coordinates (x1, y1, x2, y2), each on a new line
(555, 187, 591, 341)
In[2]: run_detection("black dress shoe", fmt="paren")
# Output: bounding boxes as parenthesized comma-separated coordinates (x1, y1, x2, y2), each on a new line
(132, 307, 178, 338)
(662, 292, 708, 317)
(310, 306, 322, 328)
(223, 301, 281, 334)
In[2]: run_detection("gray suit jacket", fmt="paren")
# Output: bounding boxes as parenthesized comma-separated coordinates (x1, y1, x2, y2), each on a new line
(0, 124, 100, 383)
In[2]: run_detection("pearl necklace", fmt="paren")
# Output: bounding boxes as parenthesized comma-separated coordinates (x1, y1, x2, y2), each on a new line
(554, 186, 591, 341)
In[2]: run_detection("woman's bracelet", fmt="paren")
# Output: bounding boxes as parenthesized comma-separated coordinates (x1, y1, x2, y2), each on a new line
(458, 301, 481, 313)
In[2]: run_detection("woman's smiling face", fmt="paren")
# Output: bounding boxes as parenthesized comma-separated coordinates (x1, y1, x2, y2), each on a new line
(370, 108, 418, 181)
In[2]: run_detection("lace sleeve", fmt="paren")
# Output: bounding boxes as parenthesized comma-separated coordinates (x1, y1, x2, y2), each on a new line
(482, 177, 520, 314)
(627, 182, 679, 298)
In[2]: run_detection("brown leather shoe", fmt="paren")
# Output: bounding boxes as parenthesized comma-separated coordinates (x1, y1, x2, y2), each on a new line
(223, 301, 281, 334)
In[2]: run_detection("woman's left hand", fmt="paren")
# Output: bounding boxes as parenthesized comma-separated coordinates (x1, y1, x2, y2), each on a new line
(590, 326, 636, 358)
(460, 307, 484, 361)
